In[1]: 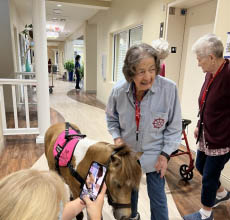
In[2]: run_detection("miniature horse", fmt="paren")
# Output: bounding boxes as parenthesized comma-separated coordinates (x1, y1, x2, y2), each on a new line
(45, 122, 142, 220)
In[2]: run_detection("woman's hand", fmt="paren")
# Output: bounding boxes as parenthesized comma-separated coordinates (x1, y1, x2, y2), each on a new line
(83, 184, 107, 220)
(114, 137, 124, 146)
(154, 155, 168, 178)
(194, 127, 199, 139)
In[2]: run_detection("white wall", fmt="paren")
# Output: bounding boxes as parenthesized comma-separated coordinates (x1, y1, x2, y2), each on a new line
(64, 40, 74, 62)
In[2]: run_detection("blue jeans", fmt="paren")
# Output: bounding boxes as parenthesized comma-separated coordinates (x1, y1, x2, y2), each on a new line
(196, 150, 230, 207)
(131, 172, 168, 220)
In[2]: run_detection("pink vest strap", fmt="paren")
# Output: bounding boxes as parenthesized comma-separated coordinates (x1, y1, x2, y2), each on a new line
(53, 129, 80, 167)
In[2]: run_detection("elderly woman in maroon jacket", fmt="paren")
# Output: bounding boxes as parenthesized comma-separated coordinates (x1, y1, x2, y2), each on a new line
(183, 34, 230, 220)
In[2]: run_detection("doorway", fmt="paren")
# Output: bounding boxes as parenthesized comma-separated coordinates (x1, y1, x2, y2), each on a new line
(165, 0, 217, 152)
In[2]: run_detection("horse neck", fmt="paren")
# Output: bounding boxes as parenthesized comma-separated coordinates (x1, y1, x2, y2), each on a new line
(73, 138, 114, 169)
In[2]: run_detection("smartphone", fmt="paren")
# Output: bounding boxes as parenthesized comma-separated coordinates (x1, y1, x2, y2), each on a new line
(80, 161, 107, 201)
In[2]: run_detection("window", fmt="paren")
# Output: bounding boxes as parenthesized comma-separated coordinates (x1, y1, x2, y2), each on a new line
(113, 25, 143, 82)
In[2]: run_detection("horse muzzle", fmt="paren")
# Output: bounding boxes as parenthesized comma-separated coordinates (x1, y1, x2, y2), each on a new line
(113, 209, 131, 220)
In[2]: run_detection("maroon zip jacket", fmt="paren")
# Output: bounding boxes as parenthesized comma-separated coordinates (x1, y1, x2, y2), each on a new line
(197, 59, 230, 149)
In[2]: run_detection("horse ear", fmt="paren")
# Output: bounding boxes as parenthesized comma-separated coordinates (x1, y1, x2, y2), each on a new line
(111, 154, 121, 168)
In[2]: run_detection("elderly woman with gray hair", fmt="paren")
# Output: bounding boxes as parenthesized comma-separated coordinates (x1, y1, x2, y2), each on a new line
(183, 34, 230, 220)
(106, 43, 182, 220)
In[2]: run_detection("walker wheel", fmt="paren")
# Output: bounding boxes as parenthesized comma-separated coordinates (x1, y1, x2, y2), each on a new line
(49, 87, 53, 94)
(179, 164, 193, 181)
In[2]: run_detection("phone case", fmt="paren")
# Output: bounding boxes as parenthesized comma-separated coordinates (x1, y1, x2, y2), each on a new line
(80, 161, 107, 201)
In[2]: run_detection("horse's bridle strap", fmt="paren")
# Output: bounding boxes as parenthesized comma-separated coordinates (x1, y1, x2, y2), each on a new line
(105, 147, 132, 209)
(106, 188, 131, 209)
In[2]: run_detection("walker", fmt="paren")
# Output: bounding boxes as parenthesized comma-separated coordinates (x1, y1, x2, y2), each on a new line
(170, 119, 194, 181)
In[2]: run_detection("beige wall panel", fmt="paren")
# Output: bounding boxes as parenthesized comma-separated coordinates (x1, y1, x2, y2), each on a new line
(84, 23, 97, 92)
(165, 8, 186, 84)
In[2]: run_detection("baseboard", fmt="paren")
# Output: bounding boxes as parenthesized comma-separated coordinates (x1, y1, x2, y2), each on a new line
(36, 135, 44, 144)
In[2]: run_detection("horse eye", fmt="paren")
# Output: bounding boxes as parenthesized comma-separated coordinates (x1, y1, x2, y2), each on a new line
(117, 184, 121, 189)
(113, 180, 122, 189)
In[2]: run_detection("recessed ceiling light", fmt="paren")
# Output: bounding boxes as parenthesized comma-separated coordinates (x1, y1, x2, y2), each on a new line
(57, 4, 62, 7)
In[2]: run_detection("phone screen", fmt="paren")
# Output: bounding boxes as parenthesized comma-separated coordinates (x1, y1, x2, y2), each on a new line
(80, 161, 107, 201)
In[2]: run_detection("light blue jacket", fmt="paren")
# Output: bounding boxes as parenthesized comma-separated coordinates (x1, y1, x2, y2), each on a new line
(106, 75, 182, 173)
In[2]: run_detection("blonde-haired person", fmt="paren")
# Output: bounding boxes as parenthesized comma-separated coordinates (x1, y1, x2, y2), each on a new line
(152, 38, 170, 77)
(0, 169, 106, 220)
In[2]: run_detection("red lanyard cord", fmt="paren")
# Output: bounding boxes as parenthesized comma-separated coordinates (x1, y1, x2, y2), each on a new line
(200, 60, 226, 108)
(135, 100, 140, 141)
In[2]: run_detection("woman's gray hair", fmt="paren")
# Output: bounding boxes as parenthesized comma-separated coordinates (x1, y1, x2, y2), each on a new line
(122, 43, 160, 82)
(192, 33, 224, 58)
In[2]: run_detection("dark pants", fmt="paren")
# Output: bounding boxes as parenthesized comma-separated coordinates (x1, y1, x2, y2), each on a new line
(196, 150, 230, 207)
(75, 71, 80, 89)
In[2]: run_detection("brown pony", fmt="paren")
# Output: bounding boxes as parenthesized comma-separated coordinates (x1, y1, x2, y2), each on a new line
(45, 123, 142, 220)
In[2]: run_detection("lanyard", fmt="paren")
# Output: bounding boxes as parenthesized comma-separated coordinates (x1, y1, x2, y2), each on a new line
(132, 83, 148, 141)
(135, 100, 140, 141)
(200, 60, 226, 108)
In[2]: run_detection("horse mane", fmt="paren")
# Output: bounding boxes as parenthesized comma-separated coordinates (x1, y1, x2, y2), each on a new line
(110, 143, 142, 189)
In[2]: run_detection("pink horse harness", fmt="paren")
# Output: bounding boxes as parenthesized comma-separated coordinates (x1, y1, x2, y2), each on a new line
(53, 129, 81, 167)
(53, 122, 86, 187)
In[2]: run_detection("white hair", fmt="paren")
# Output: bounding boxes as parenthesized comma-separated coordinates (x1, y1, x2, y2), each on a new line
(152, 38, 170, 60)
(192, 33, 224, 58)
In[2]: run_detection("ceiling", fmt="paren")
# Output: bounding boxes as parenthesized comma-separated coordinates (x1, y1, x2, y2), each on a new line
(13, 0, 111, 42)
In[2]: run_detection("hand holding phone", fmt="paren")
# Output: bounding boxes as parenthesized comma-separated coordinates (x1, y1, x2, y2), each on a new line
(82, 184, 107, 220)
(80, 161, 107, 201)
